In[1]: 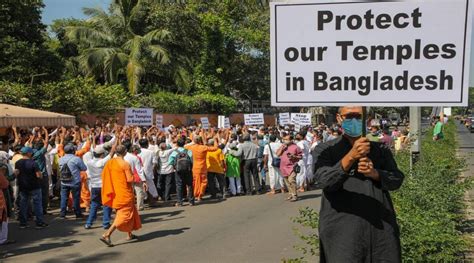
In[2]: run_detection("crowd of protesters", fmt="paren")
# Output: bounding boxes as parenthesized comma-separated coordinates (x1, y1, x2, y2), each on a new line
(0, 118, 410, 246)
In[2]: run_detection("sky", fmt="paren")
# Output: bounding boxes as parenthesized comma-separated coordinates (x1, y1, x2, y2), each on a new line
(42, 0, 474, 87)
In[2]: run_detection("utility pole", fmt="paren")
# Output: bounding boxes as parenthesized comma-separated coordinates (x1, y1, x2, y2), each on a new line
(409, 107, 421, 170)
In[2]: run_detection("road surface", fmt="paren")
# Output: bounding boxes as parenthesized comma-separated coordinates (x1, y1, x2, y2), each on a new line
(2, 190, 322, 263)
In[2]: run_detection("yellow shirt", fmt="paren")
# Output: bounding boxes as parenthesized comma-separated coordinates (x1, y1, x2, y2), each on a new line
(206, 148, 225, 174)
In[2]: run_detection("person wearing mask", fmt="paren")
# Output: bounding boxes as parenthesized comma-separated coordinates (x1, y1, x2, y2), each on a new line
(100, 145, 142, 247)
(59, 143, 88, 219)
(380, 129, 394, 148)
(156, 142, 175, 203)
(366, 125, 381, 142)
(15, 147, 48, 228)
(84, 138, 118, 230)
(313, 106, 404, 262)
(206, 140, 226, 199)
(239, 133, 262, 195)
(276, 134, 302, 202)
(169, 138, 194, 207)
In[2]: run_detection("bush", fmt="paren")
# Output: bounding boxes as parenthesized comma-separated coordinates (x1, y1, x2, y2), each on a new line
(39, 77, 129, 116)
(392, 121, 471, 261)
(140, 91, 237, 114)
(290, 121, 471, 262)
(0, 77, 129, 116)
(0, 81, 31, 105)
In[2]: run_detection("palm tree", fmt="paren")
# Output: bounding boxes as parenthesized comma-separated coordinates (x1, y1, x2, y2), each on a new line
(65, 0, 170, 94)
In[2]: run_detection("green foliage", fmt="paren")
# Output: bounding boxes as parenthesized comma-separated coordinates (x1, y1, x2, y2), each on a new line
(0, 77, 128, 116)
(140, 91, 237, 114)
(392, 121, 471, 261)
(0, 81, 31, 105)
(291, 207, 319, 262)
(62, 0, 171, 94)
(289, 121, 471, 262)
(39, 77, 128, 116)
(0, 0, 64, 82)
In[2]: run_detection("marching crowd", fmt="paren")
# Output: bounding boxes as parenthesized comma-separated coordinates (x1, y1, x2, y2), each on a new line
(0, 119, 409, 246)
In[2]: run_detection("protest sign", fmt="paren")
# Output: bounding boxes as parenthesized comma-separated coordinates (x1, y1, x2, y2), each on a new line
(244, 113, 264, 126)
(200, 117, 210, 129)
(443, 107, 452, 116)
(125, 108, 153, 126)
(155, 115, 163, 128)
(291, 113, 312, 126)
(218, 115, 226, 129)
(224, 118, 231, 129)
(279, 112, 291, 126)
(270, 0, 472, 106)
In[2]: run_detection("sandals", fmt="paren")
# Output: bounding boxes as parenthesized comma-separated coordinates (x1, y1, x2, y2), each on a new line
(100, 236, 114, 247)
(126, 234, 138, 241)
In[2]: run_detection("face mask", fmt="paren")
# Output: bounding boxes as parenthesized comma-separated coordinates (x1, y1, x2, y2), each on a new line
(282, 139, 291, 145)
(342, 118, 362, 138)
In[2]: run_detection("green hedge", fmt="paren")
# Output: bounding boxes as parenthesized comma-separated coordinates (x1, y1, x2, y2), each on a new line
(0, 78, 128, 116)
(392, 121, 471, 261)
(139, 91, 237, 114)
(289, 121, 471, 262)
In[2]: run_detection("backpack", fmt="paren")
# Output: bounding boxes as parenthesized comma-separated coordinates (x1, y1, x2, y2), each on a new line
(174, 149, 192, 173)
(60, 158, 74, 183)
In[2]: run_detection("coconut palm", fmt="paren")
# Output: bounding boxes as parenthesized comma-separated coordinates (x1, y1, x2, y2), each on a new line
(65, 0, 170, 94)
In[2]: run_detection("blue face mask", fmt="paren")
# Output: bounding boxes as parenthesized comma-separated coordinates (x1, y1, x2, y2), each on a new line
(342, 118, 362, 138)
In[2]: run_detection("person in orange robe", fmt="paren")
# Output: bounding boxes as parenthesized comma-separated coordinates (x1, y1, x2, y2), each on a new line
(100, 145, 141, 247)
(185, 135, 218, 202)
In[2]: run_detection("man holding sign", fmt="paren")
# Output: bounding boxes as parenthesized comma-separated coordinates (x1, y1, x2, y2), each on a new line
(313, 106, 404, 262)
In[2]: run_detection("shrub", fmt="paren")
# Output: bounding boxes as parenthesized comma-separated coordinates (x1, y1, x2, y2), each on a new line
(140, 91, 237, 114)
(39, 77, 129, 116)
(290, 121, 471, 262)
(0, 81, 32, 105)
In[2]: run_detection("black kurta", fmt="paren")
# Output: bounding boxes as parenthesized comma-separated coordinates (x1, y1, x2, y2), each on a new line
(313, 136, 404, 263)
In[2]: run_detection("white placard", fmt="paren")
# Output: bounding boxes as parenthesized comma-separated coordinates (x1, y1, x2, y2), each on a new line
(271, 0, 472, 106)
(244, 113, 265, 126)
(279, 112, 291, 126)
(443, 107, 452, 116)
(125, 108, 153, 126)
(155, 115, 163, 128)
(200, 117, 210, 129)
(224, 118, 231, 129)
(291, 113, 312, 126)
(218, 116, 226, 129)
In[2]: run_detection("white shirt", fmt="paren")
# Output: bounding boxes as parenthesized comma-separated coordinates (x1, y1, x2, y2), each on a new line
(296, 140, 311, 164)
(157, 148, 175, 175)
(139, 148, 155, 180)
(148, 144, 159, 155)
(263, 142, 282, 166)
(86, 155, 111, 188)
(124, 153, 146, 181)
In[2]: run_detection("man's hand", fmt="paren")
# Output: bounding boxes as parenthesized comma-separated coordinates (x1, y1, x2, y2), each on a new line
(143, 182, 148, 192)
(349, 137, 370, 161)
(358, 157, 380, 181)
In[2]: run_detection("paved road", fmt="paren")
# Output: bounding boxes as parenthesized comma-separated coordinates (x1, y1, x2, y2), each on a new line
(2, 189, 322, 262)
